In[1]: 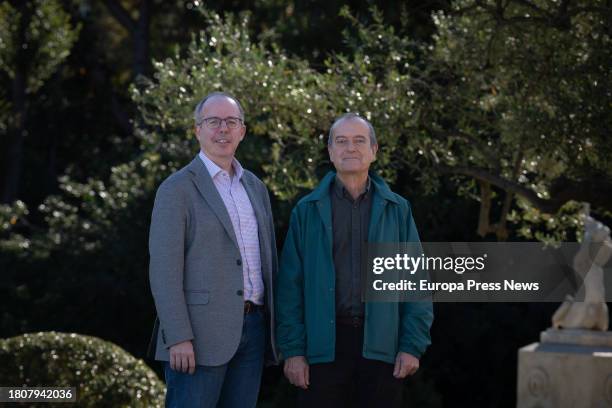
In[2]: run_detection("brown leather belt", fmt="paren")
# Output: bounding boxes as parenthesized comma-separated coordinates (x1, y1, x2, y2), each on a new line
(244, 300, 264, 315)
(336, 316, 364, 327)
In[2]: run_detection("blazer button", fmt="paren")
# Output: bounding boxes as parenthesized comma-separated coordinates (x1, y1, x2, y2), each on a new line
(236, 259, 242, 266)
(237, 290, 243, 296)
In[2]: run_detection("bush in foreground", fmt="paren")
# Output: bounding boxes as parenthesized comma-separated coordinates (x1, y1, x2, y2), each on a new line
(0, 331, 165, 407)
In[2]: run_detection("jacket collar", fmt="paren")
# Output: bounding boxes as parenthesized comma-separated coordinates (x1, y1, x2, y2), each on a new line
(198, 151, 245, 181)
(186, 156, 239, 250)
(303, 170, 399, 204)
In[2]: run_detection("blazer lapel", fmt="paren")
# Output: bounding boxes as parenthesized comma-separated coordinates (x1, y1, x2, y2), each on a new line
(187, 157, 239, 250)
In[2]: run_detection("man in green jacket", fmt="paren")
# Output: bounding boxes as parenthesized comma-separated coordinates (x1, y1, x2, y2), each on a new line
(276, 113, 433, 407)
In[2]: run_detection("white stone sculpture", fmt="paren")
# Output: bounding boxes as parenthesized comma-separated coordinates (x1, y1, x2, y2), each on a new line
(552, 206, 612, 331)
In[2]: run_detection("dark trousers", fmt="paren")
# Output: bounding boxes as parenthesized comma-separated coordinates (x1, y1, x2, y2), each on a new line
(298, 323, 404, 408)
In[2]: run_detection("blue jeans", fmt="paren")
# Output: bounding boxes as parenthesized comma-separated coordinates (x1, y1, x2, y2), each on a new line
(164, 309, 265, 408)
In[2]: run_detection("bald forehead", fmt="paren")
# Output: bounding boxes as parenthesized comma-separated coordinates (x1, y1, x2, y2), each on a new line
(334, 116, 369, 133)
(332, 117, 371, 141)
(201, 95, 241, 115)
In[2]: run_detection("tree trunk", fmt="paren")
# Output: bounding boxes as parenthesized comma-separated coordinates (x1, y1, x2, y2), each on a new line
(45, 125, 58, 195)
(133, 0, 151, 78)
(1, 4, 29, 204)
(1, 74, 26, 204)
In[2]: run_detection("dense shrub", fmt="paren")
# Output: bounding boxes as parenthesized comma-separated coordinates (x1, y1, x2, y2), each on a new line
(0, 332, 164, 407)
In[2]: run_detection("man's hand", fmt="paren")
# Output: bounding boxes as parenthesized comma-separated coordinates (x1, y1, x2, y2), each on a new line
(393, 352, 419, 379)
(169, 340, 196, 374)
(284, 356, 310, 389)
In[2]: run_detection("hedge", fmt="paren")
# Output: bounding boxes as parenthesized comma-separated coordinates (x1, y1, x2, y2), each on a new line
(0, 331, 165, 407)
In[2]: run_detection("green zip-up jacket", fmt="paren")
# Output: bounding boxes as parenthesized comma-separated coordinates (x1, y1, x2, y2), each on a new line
(276, 171, 433, 364)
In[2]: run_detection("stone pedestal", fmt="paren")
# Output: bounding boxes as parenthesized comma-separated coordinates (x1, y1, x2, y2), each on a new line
(517, 329, 612, 408)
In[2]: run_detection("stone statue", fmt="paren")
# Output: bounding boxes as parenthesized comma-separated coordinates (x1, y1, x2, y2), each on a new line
(518, 206, 612, 407)
(552, 206, 612, 331)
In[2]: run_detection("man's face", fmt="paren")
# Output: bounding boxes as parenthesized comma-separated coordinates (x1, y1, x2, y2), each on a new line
(195, 96, 246, 163)
(328, 118, 377, 175)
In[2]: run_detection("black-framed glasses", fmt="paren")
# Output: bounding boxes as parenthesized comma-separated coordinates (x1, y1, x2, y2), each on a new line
(198, 116, 243, 129)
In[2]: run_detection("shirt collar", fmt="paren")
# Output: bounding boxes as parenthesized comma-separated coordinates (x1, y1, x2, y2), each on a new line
(333, 175, 371, 200)
(198, 151, 244, 180)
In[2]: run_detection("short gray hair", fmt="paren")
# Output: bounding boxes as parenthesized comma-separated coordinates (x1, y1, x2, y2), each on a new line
(193, 91, 245, 125)
(327, 113, 377, 146)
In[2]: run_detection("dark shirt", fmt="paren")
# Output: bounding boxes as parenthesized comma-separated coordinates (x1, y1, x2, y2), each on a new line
(331, 175, 372, 319)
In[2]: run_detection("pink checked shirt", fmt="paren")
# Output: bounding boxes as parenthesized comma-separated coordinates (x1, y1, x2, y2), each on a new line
(199, 151, 264, 305)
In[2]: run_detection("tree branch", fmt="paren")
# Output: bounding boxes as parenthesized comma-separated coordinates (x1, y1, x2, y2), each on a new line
(439, 165, 612, 214)
(477, 181, 495, 237)
(439, 165, 553, 211)
(512, 0, 552, 17)
(567, 5, 611, 17)
(104, 0, 136, 34)
(424, 126, 500, 167)
(495, 147, 523, 240)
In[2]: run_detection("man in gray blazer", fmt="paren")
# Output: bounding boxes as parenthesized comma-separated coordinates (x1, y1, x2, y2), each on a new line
(149, 92, 278, 408)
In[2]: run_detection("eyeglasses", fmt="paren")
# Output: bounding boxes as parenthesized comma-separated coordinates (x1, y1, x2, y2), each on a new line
(198, 117, 243, 129)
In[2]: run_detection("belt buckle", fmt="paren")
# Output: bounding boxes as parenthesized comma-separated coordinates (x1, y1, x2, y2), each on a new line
(244, 301, 260, 315)
(351, 316, 361, 327)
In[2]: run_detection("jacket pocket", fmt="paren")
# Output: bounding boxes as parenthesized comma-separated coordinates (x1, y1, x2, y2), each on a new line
(185, 290, 210, 305)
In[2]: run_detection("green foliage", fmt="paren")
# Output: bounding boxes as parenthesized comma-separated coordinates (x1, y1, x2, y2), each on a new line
(0, 0, 81, 207)
(0, 162, 157, 355)
(132, 8, 429, 200)
(36, 160, 161, 256)
(419, 0, 612, 239)
(0, 2, 20, 79)
(429, 0, 611, 171)
(0, 200, 29, 252)
(4, 3, 607, 252)
(322, 1, 611, 241)
(0, 0, 81, 94)
(0, 332, 165, 407)
(133, 10, 332, 201)
(509, 199, 583, 243)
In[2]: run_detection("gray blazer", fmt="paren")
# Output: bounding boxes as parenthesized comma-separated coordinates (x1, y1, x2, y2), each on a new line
(148, 156, 278, 366)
